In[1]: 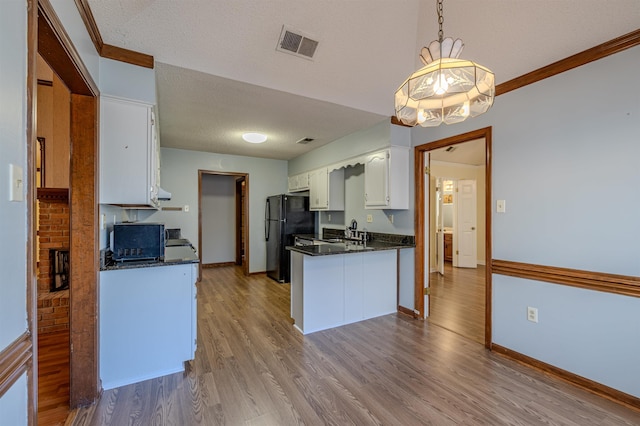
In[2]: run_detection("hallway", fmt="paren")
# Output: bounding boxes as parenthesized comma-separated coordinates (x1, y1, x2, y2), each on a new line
(429, 263, 486, 344)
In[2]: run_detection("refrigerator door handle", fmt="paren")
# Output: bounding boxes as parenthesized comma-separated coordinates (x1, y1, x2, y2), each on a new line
(265, 198, 270, 241)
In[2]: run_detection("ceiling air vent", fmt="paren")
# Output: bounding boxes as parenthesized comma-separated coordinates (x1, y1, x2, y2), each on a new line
(277, 25, 319, 60)
(296, 137, 315, 145)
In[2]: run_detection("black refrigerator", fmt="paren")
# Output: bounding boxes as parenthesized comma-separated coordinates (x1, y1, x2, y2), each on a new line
(265, 194, 315, 282)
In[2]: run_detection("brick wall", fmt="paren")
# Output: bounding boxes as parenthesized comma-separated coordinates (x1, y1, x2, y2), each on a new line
(37, 196, 70, 334)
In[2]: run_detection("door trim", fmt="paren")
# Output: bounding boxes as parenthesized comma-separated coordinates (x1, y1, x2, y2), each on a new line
(198, 170, 250, 279)
(414, 127, 493, 348)
(36, 0, 101, 409)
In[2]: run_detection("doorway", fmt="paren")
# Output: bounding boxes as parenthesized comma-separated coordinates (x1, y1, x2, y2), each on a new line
(33, 0, 101, 416)
(414, 127, 492, 348)
(198, 170, 249, 279)
(428, 142, 485, 344)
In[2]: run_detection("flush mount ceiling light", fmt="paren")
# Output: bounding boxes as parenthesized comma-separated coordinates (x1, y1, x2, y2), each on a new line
(242, 132, 268, 144)
(394, 0, 495, 127)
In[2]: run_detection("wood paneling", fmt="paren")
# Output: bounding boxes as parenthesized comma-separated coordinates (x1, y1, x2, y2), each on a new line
(492, 344, 640, 412)
(69, 94, 100, 407)
(37, 69, 70, 188)
(73, 267, 640, 424)
(492, 259, 640, 298)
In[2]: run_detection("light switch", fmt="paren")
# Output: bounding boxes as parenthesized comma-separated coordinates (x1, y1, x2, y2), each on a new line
(496, 199, 506, 213)
(9, 164, 23, 202)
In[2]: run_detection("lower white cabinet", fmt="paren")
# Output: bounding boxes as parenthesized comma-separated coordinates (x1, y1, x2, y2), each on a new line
(290, 250, 397, 334)
(99, 263, 197, 389)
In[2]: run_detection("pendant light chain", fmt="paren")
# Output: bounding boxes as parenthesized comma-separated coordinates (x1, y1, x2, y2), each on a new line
(437, 0, 444, 42)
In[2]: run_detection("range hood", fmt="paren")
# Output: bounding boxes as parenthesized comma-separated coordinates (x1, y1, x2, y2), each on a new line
(157, 187, 172, 200)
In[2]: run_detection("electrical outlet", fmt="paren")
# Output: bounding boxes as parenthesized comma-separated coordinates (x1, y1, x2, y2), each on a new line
(184, 205, 190, 212)
(527, 306, 538, 323)
(100, 214, 106, 230)
(366, 214, 373, 223)
(389, 214, 394, 224)
(328, 214, 331, 222)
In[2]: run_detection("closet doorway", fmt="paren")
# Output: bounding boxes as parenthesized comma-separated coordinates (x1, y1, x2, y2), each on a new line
(198, 170, 249, 279)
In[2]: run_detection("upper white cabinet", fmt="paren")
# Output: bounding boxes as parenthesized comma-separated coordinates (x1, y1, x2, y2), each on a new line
(288, 172, 309, 192)
(364, 146, 410, 209)
(308, 167, 344, 211)
(100, 96, 159, 208)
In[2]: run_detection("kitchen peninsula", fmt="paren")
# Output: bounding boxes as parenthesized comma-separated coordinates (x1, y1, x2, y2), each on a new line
(287, 231, 414, 335)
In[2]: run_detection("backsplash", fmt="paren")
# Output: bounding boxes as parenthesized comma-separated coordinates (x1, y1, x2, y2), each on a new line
(322, 227, 414, 245)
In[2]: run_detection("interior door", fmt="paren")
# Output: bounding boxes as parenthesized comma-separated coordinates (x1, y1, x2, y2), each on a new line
(436, 178, 445, 275)
(457, 179, 477, 268)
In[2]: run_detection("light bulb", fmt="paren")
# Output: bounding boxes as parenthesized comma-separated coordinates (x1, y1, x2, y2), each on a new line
(461, 101, 470, 117)
(242, 132, 267, 143)
(417, 109, 426, 124)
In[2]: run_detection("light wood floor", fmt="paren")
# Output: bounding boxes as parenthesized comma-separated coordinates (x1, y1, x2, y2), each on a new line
(72, 266, 640, 425)
(429, 262, 485, 344)
(38, 330, 70, 426)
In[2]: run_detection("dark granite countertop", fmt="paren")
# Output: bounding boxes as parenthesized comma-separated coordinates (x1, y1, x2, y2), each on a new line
(287, 240, 414, 257)
(100, 243, 199, 271)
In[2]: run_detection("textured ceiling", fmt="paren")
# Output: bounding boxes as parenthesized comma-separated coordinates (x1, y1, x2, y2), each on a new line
(87, 0, 640, 160)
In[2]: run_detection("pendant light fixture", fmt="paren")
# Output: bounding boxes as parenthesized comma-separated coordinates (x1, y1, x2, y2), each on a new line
(394, 0, 495, 127)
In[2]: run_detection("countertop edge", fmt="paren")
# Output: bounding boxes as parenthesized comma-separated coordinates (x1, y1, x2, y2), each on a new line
(286, 243, 415, 257)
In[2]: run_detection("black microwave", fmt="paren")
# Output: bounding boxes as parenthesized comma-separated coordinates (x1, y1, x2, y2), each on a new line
(111, 222, 165, 261)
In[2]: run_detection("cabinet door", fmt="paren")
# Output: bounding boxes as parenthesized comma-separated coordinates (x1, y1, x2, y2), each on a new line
(288, 175, 299, 192)
(309, 168, 328, 210)
(297, 173, 309, 190)
(100, 97, 153, 205)
(364, 150, 389, 207)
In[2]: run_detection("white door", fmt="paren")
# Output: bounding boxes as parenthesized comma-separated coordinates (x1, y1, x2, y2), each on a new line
(435, 178, 445, 275)
(456, 179, 477, 268)
(423, 152, 430, 317)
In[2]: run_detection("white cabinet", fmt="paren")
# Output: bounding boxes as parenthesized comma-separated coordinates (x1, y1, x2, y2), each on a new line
(364, 146, 410, 209)
(99, 263, 197, 389)
(99, 96, 159, 208)
(288, 172, 309, 192)
(290, 250, 397, 334)
(308, 167, 344, 211)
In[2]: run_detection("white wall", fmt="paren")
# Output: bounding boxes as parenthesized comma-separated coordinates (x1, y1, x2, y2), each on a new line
(412, 46, 640, 398)
(201, 174, 236, 264)
(141, 148, 287, 273)
(50, 0, 100, 83)
(99, 58, 156, 104)
(0, 1, 28, 424)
